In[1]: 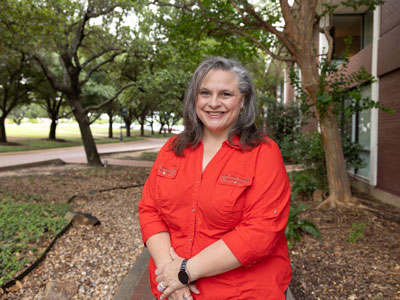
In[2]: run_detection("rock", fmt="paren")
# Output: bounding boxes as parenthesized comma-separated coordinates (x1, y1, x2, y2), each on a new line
(65, 212, 101, 226)
(7, 280, 23, 292)
(312, 189, 324, 202)
(43, 281, 78, 300)
(68, 194, 89, 204)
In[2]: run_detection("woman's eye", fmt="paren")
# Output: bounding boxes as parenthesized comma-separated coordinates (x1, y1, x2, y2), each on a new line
(199, 91, 209, 96)
(222, 93, 232, 98)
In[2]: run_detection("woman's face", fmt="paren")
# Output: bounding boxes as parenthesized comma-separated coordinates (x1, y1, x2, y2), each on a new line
(195, 69, 244, 138)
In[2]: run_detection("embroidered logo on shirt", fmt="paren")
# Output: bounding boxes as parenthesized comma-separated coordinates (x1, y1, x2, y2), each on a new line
(157, 165, 178, 178)
(219, 174, 252, 187)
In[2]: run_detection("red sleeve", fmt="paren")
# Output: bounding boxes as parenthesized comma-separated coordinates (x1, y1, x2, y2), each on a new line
(138, 138, 175, 245)
(221, 141, 290, 269)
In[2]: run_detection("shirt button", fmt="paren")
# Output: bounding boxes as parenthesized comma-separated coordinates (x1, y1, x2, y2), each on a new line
(253, 260, 257, 264)
(248, 264, 252, 267)
(162, 172, 166, 175)
(233, 180, 237, 184)
(192, 208, 195, 212)
(274, 210, 277, 214)
(189, 238, 193, 242)
(196, 180, 200, 184)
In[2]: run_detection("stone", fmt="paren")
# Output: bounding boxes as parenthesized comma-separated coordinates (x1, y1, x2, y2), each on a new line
(43, 280, 78, 300)
(65, 212, 101, 226)
(312, 189, 324, 202)
(7, 281, 22, 292)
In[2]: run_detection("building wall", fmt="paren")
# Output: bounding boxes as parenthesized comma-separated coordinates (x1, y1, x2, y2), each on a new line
(377, 69, 400, 197)
(380, 0, 400, 36)
(375, 1, 400, 197)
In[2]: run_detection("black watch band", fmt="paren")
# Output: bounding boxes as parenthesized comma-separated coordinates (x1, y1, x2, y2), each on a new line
(178, 258, 195, 285)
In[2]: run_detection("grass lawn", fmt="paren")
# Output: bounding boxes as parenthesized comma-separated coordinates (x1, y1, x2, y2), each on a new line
(0, 123, 174, 153)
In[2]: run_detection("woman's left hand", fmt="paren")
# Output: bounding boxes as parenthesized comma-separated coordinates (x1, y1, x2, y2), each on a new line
(155, 248, 199, 300)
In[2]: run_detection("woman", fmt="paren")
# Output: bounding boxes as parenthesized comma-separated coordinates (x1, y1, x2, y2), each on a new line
(138, 57, 291, 300)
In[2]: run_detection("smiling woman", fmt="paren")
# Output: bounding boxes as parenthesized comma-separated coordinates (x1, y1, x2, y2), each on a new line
(139, 57, 292, 300)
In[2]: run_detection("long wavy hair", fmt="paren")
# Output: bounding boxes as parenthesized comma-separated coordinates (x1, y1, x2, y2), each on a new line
(171, 57, 265, 156)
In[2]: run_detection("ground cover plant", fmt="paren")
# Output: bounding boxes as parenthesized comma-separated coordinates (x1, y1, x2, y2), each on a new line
(0, 196, 70, 286)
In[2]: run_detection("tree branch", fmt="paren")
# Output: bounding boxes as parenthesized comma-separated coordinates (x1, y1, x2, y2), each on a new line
(80, 50, 126, 87)
(83, 83, 135, 113)
(31, 54, 69, 94)
(81, 48, 123, 69)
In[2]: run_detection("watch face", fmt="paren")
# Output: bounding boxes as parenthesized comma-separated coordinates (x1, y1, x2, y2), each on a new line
(178, 270, 189, 284)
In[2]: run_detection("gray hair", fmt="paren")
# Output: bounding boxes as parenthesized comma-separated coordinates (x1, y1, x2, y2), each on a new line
(171, 57, 264, 155)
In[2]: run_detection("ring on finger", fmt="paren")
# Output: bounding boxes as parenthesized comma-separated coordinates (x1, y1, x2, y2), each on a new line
(183, 294, 192, 300)
(157, 282, 167, 293)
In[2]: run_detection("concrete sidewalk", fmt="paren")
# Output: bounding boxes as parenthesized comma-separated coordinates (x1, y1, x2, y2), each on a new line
(0, 138, 169, 168)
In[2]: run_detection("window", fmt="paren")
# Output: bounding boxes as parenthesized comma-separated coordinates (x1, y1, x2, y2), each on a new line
(351, 86, 371, 179)
(331, 11, 373, 59)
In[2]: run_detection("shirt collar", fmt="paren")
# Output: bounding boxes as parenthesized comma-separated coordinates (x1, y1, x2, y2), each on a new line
(223, 135, 241, 150)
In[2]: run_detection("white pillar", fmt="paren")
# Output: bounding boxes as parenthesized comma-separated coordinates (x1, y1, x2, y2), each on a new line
(369, 6, 381, 186)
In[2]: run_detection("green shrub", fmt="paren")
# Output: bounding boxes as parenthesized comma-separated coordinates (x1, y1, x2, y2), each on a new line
(285, 202, 321, 249)
(347, 222, 366, 243)
(28, 118, 39, 124)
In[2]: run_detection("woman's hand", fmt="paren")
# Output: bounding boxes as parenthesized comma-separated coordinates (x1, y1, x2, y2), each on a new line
(155, 248, 199, 300)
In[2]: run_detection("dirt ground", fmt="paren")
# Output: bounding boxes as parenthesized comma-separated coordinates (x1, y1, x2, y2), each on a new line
(289, 192, 400, 300)
(1, 160, 399, 299)
(0, 163, 151, 299)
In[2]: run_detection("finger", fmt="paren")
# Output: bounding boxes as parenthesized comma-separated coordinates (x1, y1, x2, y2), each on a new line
(189, 283, 200, 294)
(160, 285, 176, 300)
(155, 268, 161, 276)
(170, 247, 178, 260)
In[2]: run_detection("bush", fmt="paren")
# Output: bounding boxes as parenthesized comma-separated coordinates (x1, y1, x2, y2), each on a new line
(285, 202, 321, 249)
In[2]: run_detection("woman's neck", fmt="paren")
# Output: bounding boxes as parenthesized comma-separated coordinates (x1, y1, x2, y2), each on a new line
(202, 130, 228, 148)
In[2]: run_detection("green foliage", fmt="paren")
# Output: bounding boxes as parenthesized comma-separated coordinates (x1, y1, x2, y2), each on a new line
(261, 97, 303, 146)
(285, 130, 365, 198)
(347, 222, 367, 243)
(0, 197, 70, 285)
(285, 202, 321, 249)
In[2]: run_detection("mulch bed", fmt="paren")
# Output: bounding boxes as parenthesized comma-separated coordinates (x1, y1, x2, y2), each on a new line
(289, 191, 400, 300)
(1, 163, 399, 299)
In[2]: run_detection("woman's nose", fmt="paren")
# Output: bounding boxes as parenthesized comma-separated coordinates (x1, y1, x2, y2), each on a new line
(208, 93, 221, 107)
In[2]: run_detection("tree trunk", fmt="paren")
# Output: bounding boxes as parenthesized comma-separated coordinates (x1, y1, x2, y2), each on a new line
(0, 116, 7, 143)
(125, 120, 131, 137)
(108, 116, 113, 138)
(70, 99, 102, 166)
(49, 118, 57, 140)
(159, 122, 165, 134)
(140, 122, 144, 137)
(318, 107, 353, 208)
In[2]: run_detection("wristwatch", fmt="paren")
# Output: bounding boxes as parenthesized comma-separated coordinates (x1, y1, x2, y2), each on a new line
(178, 258, 194, 285)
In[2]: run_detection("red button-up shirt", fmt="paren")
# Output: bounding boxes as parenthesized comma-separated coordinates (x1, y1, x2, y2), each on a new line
(139, 136, 291, 300)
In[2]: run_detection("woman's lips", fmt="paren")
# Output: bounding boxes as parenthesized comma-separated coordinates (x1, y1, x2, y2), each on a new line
(206, 112, 225, 118)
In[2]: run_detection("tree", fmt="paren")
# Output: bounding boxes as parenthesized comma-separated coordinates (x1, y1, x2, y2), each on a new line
(0, 50, 31, 143)
(5, 0, 135, 165)
(156, 0, 384, 208)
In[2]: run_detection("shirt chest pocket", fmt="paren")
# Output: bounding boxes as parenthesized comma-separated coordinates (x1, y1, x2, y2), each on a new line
(213, 174, 253, 213)
(155, 165, 179, 202)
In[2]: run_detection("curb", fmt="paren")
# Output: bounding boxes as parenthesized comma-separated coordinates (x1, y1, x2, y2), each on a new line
(113, 249, 150, 300)
(0, 159, 65, 172)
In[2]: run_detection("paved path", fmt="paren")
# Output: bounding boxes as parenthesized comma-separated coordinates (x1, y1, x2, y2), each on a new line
(0, 138, 169, 168)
